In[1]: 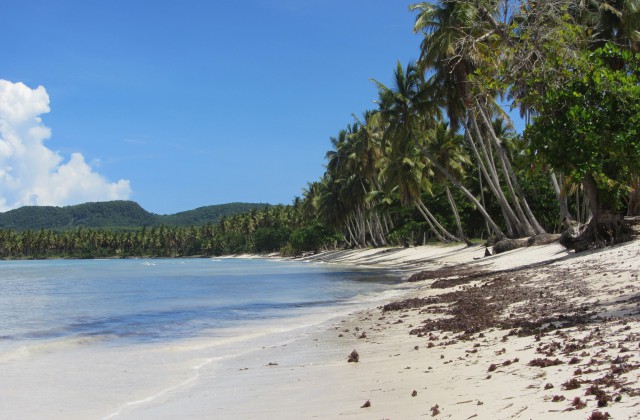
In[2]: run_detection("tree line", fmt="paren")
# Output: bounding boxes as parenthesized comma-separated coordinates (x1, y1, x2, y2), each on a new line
(0, 205, 339, 259)
(2, 0, 639, 259)
(301, 0, 640, 250)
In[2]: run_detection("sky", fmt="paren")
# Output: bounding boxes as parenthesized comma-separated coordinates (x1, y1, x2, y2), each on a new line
(1, 0, 421, 214)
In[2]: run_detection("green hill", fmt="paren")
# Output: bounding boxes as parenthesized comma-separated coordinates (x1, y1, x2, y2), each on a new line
(158, 203, 271, 226)
(0, 201, 269, 231)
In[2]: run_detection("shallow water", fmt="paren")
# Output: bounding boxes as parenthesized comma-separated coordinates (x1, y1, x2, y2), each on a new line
(0, 258, 400, 345)
(0, 257, 403, 418)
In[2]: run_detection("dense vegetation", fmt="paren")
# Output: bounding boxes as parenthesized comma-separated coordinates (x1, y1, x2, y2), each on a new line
(0, 201, 269, 230)
(0, 205, 336, 259)
(1, 0, 639, 259)
(299, 0, 640, 250)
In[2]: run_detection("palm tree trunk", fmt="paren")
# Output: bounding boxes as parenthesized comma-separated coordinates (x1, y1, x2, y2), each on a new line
(478, 166, 491, 237)
(356, 207, 366, 246)
(381, 211, 391, 235)
(365, 214, 378, 247)
(413, 200, 449, 243)
(627, 176, 640, 216)
(469, 117, 527, 236)
(465, 123, 517, 236)
(445, 185, 471, 244)
(417, 145, 507, 239)
(372, 212, 387, 246)
(475, 100, 544, 234)
(550, 171, 573, 224)
(345, 218, 358, 247)
(417, 199, 459, 242)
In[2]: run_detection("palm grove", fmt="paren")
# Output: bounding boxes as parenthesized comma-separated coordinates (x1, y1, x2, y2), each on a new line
(307, 0, 640, 250)
(2, 0, 639, 259)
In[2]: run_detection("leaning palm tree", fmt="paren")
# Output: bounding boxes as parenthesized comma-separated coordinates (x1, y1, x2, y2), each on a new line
(411, 0, 547, 238)
(372, 61, 460, 243)
(423, 121, 473, 243)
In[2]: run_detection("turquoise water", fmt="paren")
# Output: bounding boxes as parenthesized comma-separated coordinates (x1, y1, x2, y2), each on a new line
(0, 257, 405, 418)
(0, 258, 399, 348)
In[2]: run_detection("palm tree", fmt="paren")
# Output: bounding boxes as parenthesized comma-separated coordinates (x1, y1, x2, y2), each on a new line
(372, 61, 460, 242)
(576, 0, 640, 51)
(411, 0, 547, 238)
(424, 121, 473, 243)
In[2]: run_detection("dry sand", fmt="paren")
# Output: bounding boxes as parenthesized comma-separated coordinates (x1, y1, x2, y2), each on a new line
(129, 241, 640, 419)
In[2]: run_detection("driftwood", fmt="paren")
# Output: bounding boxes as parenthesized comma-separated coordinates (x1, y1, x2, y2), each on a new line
(527, 233, 561, 246)
(493, 238, 528, 254)
(493, 233, 560, 254)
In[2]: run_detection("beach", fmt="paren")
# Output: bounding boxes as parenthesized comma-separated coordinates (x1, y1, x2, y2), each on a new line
(123, 240, 640, 419)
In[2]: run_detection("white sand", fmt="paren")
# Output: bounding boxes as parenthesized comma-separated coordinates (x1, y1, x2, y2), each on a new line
(123, 241, 640, 419)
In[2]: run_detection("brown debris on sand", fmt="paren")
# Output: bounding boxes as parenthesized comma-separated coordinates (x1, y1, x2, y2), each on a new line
(387, 262, 599, 338)
(382, 297, 440, 312)
(562, 378, 581, 390)
(570, 396, 587, 409)
(528, 358, 563, 368)
(407, 265, 474, 283)
(348, 349, 359, 363)
(588, 411, 611, 420)
(313, 241, 640, 419)
(360, 400, 371, 408)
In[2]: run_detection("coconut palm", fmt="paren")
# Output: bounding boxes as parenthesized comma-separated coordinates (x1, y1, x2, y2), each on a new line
(411, 0, 548, 238)
(423, 121, 473, 243)
(372, 61, 460, 242)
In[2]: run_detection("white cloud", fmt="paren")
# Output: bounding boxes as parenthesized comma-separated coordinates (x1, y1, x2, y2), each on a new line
(0, 80, 132, 212)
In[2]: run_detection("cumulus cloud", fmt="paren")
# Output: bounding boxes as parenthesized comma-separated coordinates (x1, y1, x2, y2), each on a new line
(0, 80, 131, 211)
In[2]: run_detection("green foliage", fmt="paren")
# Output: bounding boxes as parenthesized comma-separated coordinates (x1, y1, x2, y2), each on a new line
(0, 201, 269, 231)
(289, 223, 339, 255)
(518, 166, 562, 231)
(253, 227, 292, 253)
(158, 203, 271, 226)
(387, 220, 430, 246)
(526, 44, 640, 211)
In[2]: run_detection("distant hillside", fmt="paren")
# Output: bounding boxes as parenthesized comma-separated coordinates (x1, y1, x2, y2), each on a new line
(158, 203, 271, 226)
(0, 201, 270, 231)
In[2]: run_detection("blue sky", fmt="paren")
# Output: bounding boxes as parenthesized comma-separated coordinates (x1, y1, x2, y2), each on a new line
(2, 0, 421, 214)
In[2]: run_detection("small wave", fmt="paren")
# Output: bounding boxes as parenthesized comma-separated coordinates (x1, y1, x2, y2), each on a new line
(0, 334, 114, 363)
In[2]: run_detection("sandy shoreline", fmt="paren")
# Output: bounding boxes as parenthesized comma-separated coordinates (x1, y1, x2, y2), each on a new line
(126, 241, 640, 419)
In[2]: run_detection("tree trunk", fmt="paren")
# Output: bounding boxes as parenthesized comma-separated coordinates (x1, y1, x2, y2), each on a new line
(475, 100, 545, 235)
(445, 185, 472, 245)
(373, 212, 388, 246)
(417, 145, 506, 239)
(414, 200, 449, 243)
(478, 166, 491, 237)
(366, 215, 378, 247)
(560, 175, 625, 251)
(627, 176, 640, 216)
(416, 200, 459, 242)
(549, 171, 573, 225)
(466, 119, 525, 237)
(347, 214, 361, 248)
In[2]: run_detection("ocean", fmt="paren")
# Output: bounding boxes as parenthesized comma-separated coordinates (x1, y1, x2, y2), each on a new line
(0, 257, 403, 418)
